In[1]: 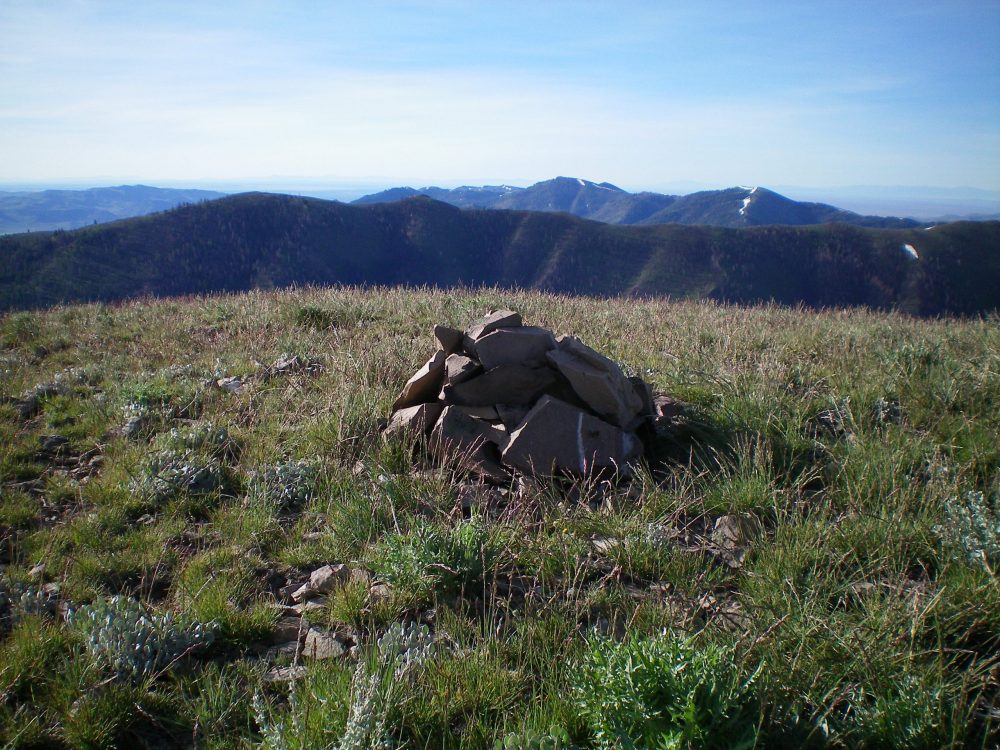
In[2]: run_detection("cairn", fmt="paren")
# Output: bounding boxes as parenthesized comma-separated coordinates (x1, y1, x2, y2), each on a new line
(386, 310, 657, 482)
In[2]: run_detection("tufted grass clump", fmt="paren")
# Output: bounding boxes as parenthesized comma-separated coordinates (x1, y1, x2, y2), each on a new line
(68, 595, 218, 683)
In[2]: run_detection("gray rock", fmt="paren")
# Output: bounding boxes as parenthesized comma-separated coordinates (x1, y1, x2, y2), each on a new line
(546, 336, 644, 428)
(119, 415, 144, 438)
(292, 563, 351, 602)
(444, 364, 556, 408)
(392, 350, 446, 411)
(501, 395, 640, 476)
(496, 404, 530, 431)
(303, 628, 346, 659)
(653, 395, 688, 420)
(475, 326, 557, 371)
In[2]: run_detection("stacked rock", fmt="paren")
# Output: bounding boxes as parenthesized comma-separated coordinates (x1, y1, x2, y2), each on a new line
(386, 310, 654, 482)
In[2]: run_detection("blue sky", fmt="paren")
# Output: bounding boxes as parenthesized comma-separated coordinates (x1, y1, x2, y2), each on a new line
(1, 1, 999, 195)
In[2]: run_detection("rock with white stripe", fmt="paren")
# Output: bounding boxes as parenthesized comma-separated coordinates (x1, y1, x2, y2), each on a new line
(501, 395, 640, 477)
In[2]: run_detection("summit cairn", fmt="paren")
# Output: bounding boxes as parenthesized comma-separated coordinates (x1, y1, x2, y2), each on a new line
(387, 310, 656, 481)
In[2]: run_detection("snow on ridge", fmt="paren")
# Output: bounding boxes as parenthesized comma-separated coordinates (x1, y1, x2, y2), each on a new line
(577, 178, 586, 187)
(737, 186, 759, 216)
(902, 243, 919, 260)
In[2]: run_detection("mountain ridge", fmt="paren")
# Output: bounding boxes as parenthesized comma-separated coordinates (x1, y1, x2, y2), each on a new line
(353, 177, 922, 229)
(2, 192, 996, 316)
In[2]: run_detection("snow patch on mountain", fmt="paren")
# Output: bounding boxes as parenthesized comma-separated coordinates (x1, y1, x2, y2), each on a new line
(902, 243, 919, 259)
(739, 187, 758, 217)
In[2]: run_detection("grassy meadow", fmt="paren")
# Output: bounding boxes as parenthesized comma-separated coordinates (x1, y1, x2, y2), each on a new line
(0, 286, 997, 749)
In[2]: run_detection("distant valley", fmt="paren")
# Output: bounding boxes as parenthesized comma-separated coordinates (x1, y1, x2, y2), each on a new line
(353, 177, 923, 229)
(0, 185, 226, 235)
(2, 192, 996, 316)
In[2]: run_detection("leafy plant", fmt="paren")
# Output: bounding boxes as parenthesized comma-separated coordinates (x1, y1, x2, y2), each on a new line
(572, 632, 759, 750)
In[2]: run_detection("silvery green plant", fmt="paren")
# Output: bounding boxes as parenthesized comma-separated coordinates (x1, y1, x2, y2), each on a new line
(69, 595, 218, 683)
(251, 459, 318, 509)
(253, 622, 436, 750)
(935, 490, 999, 575)
(154, 420, 230, 455)
(0, 582, 59, 632)
(337, 621, 436, 750)
(136, 448, 224, 499)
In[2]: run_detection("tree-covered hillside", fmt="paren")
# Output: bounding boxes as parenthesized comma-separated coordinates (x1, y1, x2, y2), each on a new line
(1, 193, 997, 315)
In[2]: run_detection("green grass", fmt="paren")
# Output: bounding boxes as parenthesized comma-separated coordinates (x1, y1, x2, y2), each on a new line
(0, 286, 997, 748)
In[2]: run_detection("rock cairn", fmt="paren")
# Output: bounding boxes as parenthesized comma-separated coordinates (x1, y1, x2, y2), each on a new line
(386, 310, 656, 481)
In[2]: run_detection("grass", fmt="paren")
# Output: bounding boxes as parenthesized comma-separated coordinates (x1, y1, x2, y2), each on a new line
(0, 285, 997, 748)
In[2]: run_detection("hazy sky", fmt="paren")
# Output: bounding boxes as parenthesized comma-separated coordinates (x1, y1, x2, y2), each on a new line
(2, 1, 999, 192)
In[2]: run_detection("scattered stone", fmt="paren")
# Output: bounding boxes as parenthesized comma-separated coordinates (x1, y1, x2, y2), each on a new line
(368, 583, 392, 604)
(279, 582, 302, 603)
(216, 376, 243, 393)
(292, 564, 351, 602)
(392, 350, 446, 411)
(303, 628, 346, 660)
(291, 598, 327, 616)
(264, 665, 308, 683)
(711, 514, 764, 567)
(653, 395, 688, 420)
(39, 435, 69, 452)
(119, 415, 144, 438)
(271, 616, 305, 644)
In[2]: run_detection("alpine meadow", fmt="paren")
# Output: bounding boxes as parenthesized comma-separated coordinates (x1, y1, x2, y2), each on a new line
(0, 288, 997, 747)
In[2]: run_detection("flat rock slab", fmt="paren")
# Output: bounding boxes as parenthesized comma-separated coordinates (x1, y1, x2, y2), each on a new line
(502, 395, 640, 476)
(547, 336, 644, 428)
(385, 402, 443, 437)
(444, 364, 556, 407)
(476, 326, 558, 371)
(463, 309, 522, 356)
(392, 350, 446, 411)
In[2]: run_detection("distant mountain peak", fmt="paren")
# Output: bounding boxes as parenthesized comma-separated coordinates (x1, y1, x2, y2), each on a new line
(353, 179, 920, 229)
